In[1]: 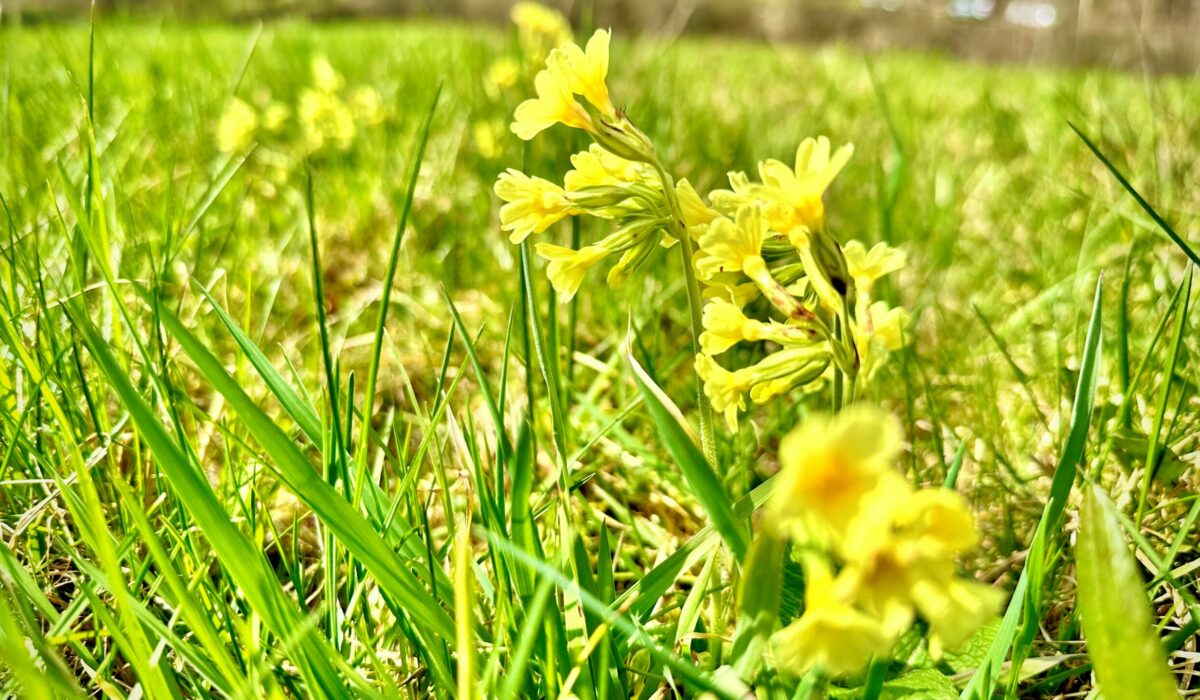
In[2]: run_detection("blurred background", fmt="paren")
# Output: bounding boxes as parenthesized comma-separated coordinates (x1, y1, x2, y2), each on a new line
(8, 0, 1200, 74)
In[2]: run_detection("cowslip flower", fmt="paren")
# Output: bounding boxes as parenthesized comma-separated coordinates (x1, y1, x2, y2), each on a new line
(511, 60, 595, 140)
(844, 240, 906, 298)
(852, 300, 909, 381)
(534, 244, 608, 301)
(695, 346, 829, 430)
(550, 29, 616, 119)
(494, 169, 583, 243)
(700, 297, 821, 356)
(764, 404, 904, 546)
(694, 354, 750, 431)
(216, 96, 257, 153)
(773, 556, 894, 678)
(564, 143, 656, 191)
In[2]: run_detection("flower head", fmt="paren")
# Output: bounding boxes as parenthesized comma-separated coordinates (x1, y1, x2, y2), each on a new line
(550, 29, 616, 119)
(765, 404, 903, 546)
(494, 169, 581, 243)
(484, 57, 521, 98)
(511, 2, 572, 63)
(772, 556, 893, 678)
(512, 61, 595, 140)
(535, 244, 608, 302)
(844, 240, 906, 297)
(694, 354, 749, 431)
(564, 143, 654, 191)
(216, 96, 257, 153)
(694, 205, 767, 280)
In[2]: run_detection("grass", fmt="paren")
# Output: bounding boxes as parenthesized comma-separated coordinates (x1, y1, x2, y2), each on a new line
(1, 14, 1198, 698)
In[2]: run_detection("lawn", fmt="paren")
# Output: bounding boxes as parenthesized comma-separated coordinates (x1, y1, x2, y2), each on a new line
(0, 12, 1196, 698)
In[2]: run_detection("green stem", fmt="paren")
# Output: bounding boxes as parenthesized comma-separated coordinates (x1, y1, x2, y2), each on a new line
(650, 160, 718, 468)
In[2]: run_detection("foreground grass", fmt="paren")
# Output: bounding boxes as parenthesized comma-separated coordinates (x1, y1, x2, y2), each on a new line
(0, 17, 1197, 697)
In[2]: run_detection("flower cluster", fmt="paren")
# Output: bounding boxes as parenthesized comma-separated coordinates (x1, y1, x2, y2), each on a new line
(693, 141, 910, 430)
(492, 27, 686, 301)
(765, 405, 1002, 677)
(214, 55, 384, 155)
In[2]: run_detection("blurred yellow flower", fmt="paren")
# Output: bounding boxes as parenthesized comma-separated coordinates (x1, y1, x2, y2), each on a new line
(299, 88, 356, 152)
(852, 300, 909, 381)
(311, 55, 345, 93)
(765, 404, 903, 546)
(773, 556, 893, 677)
(550, 29, 615, 118)
(511, 2, 572, 63)
(494, 169, 581, 243)
(216, 96, 257, 153)
(484, 57, 521, 98)
(511, 61, 595, 140)
(262, 101, 290, 132)
(535, 244, 607, 301)
(349, 86, 385, 125)
(473, 120, 504, 160)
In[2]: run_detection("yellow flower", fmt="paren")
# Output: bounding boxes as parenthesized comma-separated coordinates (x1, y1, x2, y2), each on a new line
(311, 55, 344, 93)
(711, 137, 853, 234)
(216, 96, 257, 153)
(473, 120, 504, 160)
(853, 300, 909, 381)
(765, 404, 903, 546)
(550, 29, 616, 118)
(494, 169, 581, 243)
(511, 2, 572, 63)
(773, 556, 893, 678)
(511, 60, 595, 140)
(839, 486, 1002, 653)
(694, 206, 766, 281)
(349, 86, 385, 125)
(701, 273, 759, 309)
(700, 298, 820, 355)
(299, 89, 356, 152)
(262, 101, 290, 132)
(484, 57, 521, 98)
(744, 346, 831, 404)
(676, 178, 718, 227)
(694, 354, 750, 431)
(564, 143, 653, 191)
(843, 240, 906, 297)
(535, 244, 607, 302)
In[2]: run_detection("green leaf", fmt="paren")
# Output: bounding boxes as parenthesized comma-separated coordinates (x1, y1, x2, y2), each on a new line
(730, 533, 785, 678)
(883, 669, 958, 699)
(1077, 484, 1178, 700)
(624, 342, 749, 561)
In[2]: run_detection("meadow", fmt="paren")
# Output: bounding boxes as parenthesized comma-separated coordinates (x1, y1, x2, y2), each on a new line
(0, 9, 1197, 698)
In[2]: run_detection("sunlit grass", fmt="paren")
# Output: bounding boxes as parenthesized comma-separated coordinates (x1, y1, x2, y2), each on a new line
(0, 12, 1197, 698)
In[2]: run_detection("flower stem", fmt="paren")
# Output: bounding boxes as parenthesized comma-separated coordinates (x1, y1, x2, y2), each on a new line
(650, 160, 718, 468)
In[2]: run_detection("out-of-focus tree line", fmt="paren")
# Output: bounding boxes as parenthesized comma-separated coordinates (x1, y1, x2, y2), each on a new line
(7, 0, 1199, 73)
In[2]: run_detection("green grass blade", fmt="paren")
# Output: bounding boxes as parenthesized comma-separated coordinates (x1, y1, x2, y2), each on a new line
(1077, 484, 1179, 700)
(624, 340, 749, 561)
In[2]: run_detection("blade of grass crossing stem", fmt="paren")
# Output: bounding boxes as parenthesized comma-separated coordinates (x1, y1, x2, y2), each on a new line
(625, 342, 749, 561)
(1071, 123, 1200, 266)
(359, 86, 441, 475)
(69, 304, 349, 698)
(1077, 484, 1179, 700)
(485, 531, 749, 700)
(443, 290, 511, 463)
(134, 287, 465, 653)
(1137, 265, 1191, 521)
(455, 524, 476, 700)
(962, 277, 1104, 700)
(519, 242, 571, 472)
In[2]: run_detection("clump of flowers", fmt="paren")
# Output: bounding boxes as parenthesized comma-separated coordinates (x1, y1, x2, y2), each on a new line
(213, 55, 386, 155)
(491, 25, 911, 431)
(765, 405, 1002, 677)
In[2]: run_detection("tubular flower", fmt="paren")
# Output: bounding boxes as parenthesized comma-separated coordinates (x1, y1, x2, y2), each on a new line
(773, 556, 895, 678)
(711, 137, 853, 234)
(550, 29, 616, 119)
(701, 297, 821, 355)
(766, 407, 1003, 677)
(494, 169, 582, 243)
(694, 354, 750, 432)
(512, 60, 595, 140)
(676, 178, 719, 227)
(564, 143, 656, 191)
(765, 404, 904, 546)
(535, 244, 608, 302)
(844, 240, 906, 298)
(852, 300, 910, 381)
